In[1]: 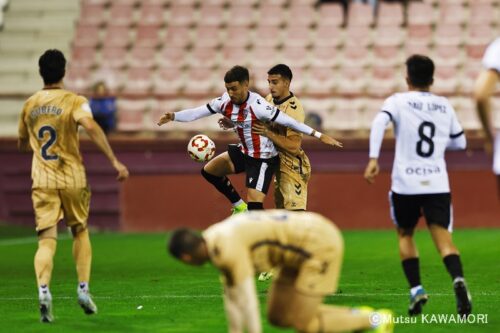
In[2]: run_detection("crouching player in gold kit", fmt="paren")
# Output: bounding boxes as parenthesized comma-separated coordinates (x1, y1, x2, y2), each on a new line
(18, 49, 129, 322)
(168, 210, 393, 333)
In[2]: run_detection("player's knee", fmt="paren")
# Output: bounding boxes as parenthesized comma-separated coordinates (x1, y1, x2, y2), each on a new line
(71, 224, 88, 237)
(398, 227, 414, 237)
(37, 225, 58, 240)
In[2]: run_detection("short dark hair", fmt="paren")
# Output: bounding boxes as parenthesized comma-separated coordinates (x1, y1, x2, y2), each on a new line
(267, 64, 293, 81)
(168, 228, 204, 259)
(224, 65, 249, 84)
(406, 54, 434, 88)
(39, 49, 66, 85)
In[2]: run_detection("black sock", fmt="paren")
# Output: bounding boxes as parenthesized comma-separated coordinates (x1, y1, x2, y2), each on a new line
(402, 257, 421, 288)
(443, 254, 464, 281)
(247, 202, 264, 210)
(201, 169, 241, 204)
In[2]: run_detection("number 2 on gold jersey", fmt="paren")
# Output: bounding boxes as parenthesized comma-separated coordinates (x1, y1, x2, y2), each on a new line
(38, 125, 58, 160)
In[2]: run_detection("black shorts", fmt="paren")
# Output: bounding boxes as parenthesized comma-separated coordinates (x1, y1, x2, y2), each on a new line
(389, 191, 453, 231)
(227, 144, 279, 194)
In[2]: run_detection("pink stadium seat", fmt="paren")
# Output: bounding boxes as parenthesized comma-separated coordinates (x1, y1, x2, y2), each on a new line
(107, 4, 135, 27)
(65, 65, 92, 93)
(433, 66, 459, 95)
(341, 44, 371, 67)
(224, 26, 252, 48)
(167, 4, 195, 27)
(407, 2, 434, 26)
(467, 25, 496, 46)
(374, 25, 405, 47)
(287, 4, 316, 26)
(153, 66, 185, 95)
(164, 26, 191, 47)
(129, 47, 157, 68)
(377, 2, 404, 27)
(305, 65, 335, 95)
(344, 25, 372, 47)
(469, 3, 496, 26)
(327, 98, 363, 131)
(252, 25, 282, 47)
(403, 42, 431, 58)
(100, 47, 128, 69)
(462, 62, 483, 93)
(249, 47, 279, 67)
(336, 66, 367, 95)
(103, 26, 131, 48)
(317, 3, 344, 27)
(280, 46, 310, 68)
(465, 43, 489, 61)
(407, 24, 433, 46)
(139, 4, 165, 26)
(432, 44, 462, 67)
(367, 65, 399, 97)
(281, 25, 311, 47)
(79, 3, 106, 26)
(184, 67, 217, 95)
(158, 46, 187, 67)
(313, 25, 343, 48)
(71, 46, 97, 68)
(256, 4, 285, 26)
(372, 45, 401, 66)
(73, 24, 100, 48)
(122, 68, 154, 95)
(198, 4, 225, 27)
(310, 45, 338, 67)
(434, 24, 463, 46)
(193, 26, 221, 48)
(116, 100, 149, 131)
(227, 4, 255, 27)
(189, 46, 219, 67)
(81, 0, 109, 5)
(222, 46, 249, 65)
(348, 2, 373, 27)
(135, 25, 161, 48)
(439, 3, 468, 26)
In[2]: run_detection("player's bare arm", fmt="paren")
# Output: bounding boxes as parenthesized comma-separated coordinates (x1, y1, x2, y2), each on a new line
(474, 69, 499, 153)
(252, 121, 301, 155)
(78, 117, 129, 181)
(17, 137, 31, 152)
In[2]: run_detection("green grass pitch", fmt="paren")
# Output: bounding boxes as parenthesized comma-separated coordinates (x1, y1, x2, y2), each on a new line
(0, 225, 498, 333)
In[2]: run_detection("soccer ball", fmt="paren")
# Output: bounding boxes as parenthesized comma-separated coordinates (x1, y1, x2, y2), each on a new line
(187, 134, 216, 163)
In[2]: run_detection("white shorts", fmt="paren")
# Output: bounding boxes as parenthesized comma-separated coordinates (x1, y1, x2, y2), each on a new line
(494, 131, 500, 175)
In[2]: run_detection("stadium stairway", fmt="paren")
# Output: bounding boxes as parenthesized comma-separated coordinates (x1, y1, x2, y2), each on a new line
(0, 0, 79, 136)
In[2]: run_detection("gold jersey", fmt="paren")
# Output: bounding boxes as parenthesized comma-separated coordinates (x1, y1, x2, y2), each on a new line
(265, 93, 311, 175)
(18, 88, 93, 189)
(203, 210, 341, 289)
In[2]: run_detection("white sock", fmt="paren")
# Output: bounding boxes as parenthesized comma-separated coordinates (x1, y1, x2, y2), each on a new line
(39, 285, 51, 299)
(410, 285, 423, 297)
(78, 282, 89, 293)
(232, 199, 244, 207)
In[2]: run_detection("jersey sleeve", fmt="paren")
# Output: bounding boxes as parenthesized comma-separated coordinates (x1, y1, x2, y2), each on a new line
(72, 96, 94, 122)
(483, 38, 500, 73)
(380, 94, 399, 123)
(206, 93, 228, 114)
(252, 98, 281, 122)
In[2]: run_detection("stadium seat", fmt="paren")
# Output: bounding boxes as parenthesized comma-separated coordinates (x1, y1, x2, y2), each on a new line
(65, 65, 92, 93)
(193, 26, 221, 48)
(158, 46, 187, 67)
(122, 67, 154, 95)
(100, 47, 128, 69)
(313, 25, 343, 48)
(344, 25, 372, 47)
(310, 45, 339, 67)
(71, 46, 97, 69)
(366, 65, 401, 97)
(139, 3, 166, 26)
(377, 1, 404, 27)
(304, 65, 336, 95)
(336, 66, 368, 95)
(316, 3, 345, 28)
(439, 3, 468, 26)
(224, 26, 252, 48)
(469, 2, 497, 26)
(282, 25, 311, 47)
(79, 3, 107, 26)
(374, 25, 405, 47)
(466, 25, 496, 46)
(326, 98, 363, 131)
(184, 66, 218, 95)
(287, 4, 317, 26)
(407, 24, 433, 46)
(222, 46, 249, 66)
(249, 46, 279, 68)
(432, 44, 463, 67)
(227, 4, 255, 27)
(167, 4, 196, 27)
(129, 47, 157, 68)
(348, 2, 374, 27)
(403, 42, 431, 58)
(103, 26, 131, 48)
(454, 98, 481, 130)
(372, 45, 401, 67)
(198, 3, 225, 27)
(189, 46, 220, 67)
(407, 1, 434, 26)
(340, 44, 371, 67)
(256, 4, 285, 26)
(164, 26, 192, 48)
(461, 61, 483, 93)
(73, 24, 101, 48)
(279, 45, 310, 68)
(108, 4, 135, 27)
(80, 0, 109, 5)
(252, 25, 283, 47)
(153, 66, 186, 95)
(433, 66, 459, 95)
(434, 24, 463, 46)
(116, 99, 150, 131)
(135, 25, 161, 48)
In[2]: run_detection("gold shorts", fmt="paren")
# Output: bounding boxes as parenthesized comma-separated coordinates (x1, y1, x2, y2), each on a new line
(275, 219, 344, 296)
(274, 169, 310, 210)
(32, 187, 91, 232)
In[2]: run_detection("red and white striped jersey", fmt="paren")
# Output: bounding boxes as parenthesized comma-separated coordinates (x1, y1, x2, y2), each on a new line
(207, 91, 280, 159)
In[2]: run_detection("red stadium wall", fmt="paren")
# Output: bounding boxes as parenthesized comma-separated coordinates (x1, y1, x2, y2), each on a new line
(1, 137, 498, 231)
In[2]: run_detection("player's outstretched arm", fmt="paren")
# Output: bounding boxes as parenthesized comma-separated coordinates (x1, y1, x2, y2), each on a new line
(78, 117, 129, 181)
(474, 70, 498, 152)
(157, 105, 214, 126)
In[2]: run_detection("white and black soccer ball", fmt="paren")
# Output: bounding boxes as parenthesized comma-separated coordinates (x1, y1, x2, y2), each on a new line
(187, 134, 216, 163)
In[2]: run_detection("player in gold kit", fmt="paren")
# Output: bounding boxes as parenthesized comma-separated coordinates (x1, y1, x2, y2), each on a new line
(18, 49, 129, 322)
(168, 210, 393, 333)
